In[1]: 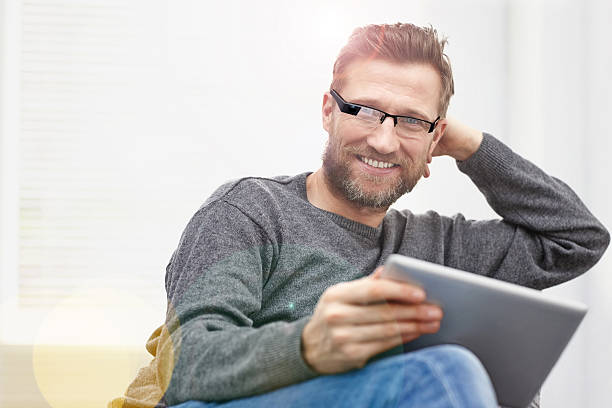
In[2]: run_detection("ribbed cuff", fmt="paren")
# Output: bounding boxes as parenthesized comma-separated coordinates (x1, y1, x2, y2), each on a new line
(260, 316, 319, 389)
(456, 133, 516, 189)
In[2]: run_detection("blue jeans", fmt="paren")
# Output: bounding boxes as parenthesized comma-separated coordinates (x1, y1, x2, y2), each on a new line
(169, 344, 497, 408)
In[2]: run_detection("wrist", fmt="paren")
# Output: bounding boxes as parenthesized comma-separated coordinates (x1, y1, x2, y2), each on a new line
(453, 129, 483, 161)
(300, 321, 319, 372)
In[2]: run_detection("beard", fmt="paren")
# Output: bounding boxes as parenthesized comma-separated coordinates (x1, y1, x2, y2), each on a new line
(321, 136, 428, 209)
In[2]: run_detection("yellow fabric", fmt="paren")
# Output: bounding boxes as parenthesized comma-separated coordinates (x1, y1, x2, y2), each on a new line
(108, 323, 178, 408)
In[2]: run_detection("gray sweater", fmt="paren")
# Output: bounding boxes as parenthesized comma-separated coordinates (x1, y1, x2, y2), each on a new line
(160, 134, 609, 405)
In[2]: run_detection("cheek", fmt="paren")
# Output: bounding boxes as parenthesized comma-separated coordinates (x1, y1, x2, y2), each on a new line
(334, 119, 370, 146)
(398, 139, 430, 160)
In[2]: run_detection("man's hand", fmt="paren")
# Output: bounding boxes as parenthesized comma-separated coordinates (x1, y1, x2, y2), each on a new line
(301, 267, 443, 374)
(430, 117, 483, 162)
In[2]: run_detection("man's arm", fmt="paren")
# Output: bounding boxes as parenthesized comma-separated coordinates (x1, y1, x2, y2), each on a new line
(159, 200, 317, 404)
(424, 119, 609, 287)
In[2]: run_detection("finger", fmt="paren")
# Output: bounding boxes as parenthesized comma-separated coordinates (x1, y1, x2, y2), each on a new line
(324, 302, 442, 325)
(370, 266, 385, 279)
(332, 321, 422, 343)
(347, 333, 420, 364)
(418, 320, 441, 334)
(335, 320, 439, 344)
(326, 278, 425, 305)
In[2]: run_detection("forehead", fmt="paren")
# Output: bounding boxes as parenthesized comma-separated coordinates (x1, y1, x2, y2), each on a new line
(339, 59, 442, 118)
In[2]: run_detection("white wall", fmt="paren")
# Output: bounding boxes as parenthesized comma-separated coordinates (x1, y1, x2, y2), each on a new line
(581, 1, 612, 406)
(504, 1, 612, 406)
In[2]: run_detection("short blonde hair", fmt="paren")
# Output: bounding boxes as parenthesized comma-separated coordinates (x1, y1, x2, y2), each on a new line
(330, 23, 454, 117)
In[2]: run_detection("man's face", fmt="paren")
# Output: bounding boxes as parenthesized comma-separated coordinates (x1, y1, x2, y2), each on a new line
(321, 59, 445, 209)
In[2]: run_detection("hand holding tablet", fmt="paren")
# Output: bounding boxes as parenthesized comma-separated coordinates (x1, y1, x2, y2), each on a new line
(301, 265, 444, 375)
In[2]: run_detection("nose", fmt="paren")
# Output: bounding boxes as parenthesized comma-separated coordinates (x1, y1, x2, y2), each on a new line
(366, 116, 400, 155)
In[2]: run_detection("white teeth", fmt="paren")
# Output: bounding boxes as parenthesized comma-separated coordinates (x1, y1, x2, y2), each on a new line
(360, 156, 395, 169)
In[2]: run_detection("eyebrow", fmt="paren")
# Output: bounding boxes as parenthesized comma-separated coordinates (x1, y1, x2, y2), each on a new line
(350, 97, 431, 121)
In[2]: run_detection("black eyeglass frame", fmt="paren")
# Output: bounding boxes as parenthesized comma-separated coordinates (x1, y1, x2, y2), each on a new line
(330, 89, 440, 134)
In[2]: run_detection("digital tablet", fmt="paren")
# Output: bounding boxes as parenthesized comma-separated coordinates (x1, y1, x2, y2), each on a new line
(382, 254, 587, 408)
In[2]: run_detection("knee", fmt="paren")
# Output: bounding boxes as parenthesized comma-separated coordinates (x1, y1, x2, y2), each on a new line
(373, 344, 487, 382)
(423, 344, 487, 377)
(370, 345, 492, 390)
(421, 345, 497, 405)
(366, 346, 497, 407)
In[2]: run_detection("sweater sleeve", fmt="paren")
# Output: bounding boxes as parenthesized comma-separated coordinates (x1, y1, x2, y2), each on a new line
(442, 133, 609, 288)
(160, 200, 317, 405)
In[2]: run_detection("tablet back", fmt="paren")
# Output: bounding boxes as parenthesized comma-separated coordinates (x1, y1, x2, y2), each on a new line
(384, 255, 587, 408)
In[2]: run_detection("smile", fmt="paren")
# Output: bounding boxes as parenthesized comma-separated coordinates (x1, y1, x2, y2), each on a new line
(357, 155, 399, 169)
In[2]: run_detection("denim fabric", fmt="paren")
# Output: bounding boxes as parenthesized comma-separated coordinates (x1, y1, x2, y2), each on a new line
(169, 345, 498, 408)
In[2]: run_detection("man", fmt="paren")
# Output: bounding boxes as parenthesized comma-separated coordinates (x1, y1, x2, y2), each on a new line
(110, 23, 609, 408)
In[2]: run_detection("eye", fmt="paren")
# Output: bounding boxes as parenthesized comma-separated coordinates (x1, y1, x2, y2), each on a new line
(398, 116, 428, 132)
(399, 116, 420, 125)
(356, 107, 383, 122)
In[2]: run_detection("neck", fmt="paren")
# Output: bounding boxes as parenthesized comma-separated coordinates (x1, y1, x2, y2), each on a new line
(306, 169, 387, 228)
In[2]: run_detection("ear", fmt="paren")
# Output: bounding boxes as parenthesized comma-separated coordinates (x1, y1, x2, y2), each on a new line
(427, 118, 447, 161)
(322, 92, 334, 133)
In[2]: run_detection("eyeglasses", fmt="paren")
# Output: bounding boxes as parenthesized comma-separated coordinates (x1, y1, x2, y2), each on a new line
(330, 89, 440, 135)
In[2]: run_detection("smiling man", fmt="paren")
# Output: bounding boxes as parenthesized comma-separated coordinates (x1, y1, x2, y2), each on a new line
(311, 60, 453, 225)
(111, 23, 609, 408)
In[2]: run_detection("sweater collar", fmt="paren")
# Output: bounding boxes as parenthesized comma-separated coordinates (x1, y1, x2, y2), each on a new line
(296, 172, 383, 241)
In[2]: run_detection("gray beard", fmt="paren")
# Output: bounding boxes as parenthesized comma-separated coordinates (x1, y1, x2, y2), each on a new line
(321, 140, 426, 209)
